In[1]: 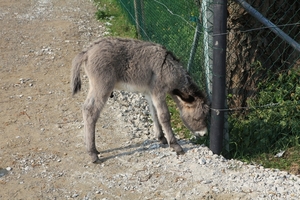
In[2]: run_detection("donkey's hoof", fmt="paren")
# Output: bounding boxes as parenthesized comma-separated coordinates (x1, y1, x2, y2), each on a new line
(91, 154, 100, 163)
(170, 143, 185, 155)
(176, 149, 185, 155)
(92, 158, 102, 164)
(89, 149, 100, 155)
(95, 150, 100, 155)
(159, 136, 168, 145)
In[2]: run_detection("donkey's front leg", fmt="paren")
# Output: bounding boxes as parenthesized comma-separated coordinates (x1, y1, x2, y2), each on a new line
(145, 95, 167, 144)
(151, 94, 184, 155)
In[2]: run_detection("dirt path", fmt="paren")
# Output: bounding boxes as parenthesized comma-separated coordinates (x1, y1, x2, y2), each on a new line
(0, 0, 112, 198)
(1, 1, 300, 200)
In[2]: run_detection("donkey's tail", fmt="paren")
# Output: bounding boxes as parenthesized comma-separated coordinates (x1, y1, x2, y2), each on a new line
(71, 51, 87, 95)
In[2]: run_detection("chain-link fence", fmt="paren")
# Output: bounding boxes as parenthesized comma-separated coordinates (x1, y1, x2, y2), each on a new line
(118, 0, 300, 158)
(227, 0, 300, 157)
(118, 0, 206, 88)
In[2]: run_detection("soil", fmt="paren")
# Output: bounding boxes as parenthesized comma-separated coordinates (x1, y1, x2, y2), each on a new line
(1, 1, 300, 200)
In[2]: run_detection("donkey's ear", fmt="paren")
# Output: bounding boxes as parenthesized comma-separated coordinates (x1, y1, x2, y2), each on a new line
(172, 89, 195, 103)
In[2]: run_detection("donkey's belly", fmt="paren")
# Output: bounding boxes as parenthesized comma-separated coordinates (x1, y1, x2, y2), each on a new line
(114, 82, 149, 94)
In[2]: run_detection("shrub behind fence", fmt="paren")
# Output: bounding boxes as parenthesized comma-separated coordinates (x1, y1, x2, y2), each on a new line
(227, 0, 300, 157)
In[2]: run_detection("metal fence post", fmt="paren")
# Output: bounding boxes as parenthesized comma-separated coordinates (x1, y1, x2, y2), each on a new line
(210, 0, 227, 155)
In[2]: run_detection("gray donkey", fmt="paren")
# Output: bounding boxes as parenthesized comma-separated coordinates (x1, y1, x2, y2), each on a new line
(71, 37, 209, 163)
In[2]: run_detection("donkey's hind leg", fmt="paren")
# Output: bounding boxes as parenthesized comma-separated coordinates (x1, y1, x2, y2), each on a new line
(82, 88, 112, 163)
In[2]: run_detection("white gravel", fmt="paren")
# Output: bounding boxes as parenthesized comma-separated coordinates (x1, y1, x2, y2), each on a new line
(92, 90, 300, 200)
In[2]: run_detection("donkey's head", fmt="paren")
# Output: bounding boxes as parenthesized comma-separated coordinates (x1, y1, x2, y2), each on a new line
(172, 82, 210, 137)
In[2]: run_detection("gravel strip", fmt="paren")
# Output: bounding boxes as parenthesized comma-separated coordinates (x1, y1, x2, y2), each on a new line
(94, 90, 300, 200)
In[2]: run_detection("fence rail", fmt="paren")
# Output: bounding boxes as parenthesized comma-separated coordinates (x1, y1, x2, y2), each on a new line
(118, 0, 300, 158)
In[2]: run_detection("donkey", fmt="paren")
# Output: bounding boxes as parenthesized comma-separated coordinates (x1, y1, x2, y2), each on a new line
(71, 37, 209, 163)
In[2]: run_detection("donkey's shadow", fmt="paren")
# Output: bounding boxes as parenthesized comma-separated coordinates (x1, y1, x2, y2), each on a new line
(93, 139, 200, 164)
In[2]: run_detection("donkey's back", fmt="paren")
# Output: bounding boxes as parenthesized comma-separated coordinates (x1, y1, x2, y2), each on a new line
(72, 37, 186, 95)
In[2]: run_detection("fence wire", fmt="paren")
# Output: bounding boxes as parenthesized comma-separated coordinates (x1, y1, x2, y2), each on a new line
(227, 0, 300, 157)
(118, 0, 300, 158)
(118, 0, 206, 88)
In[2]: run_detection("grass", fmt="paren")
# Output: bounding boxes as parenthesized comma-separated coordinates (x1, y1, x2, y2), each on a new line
(229, 68, 300, 174)
(249, 146, 300, 174)
(93, 0, 137, 38)
(166, 96, 190, 139)
(92, 0, 300, 175)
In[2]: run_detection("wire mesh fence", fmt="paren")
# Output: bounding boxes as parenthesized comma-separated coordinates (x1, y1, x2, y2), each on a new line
(117, 0, 300, 158)
(227, 0, 300, 157)
(118, 0, 206, 88)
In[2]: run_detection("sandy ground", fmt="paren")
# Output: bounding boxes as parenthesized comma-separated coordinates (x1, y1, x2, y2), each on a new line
(0, 0, 114, 198)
